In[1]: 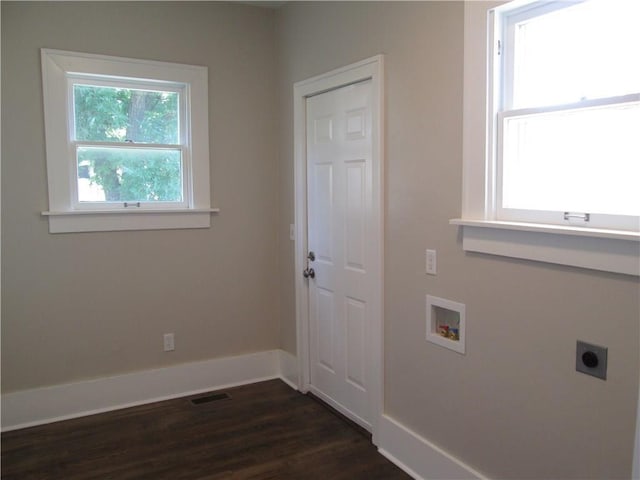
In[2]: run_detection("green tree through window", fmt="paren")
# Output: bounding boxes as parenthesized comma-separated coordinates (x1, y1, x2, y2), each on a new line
(74, 85, 182, 202)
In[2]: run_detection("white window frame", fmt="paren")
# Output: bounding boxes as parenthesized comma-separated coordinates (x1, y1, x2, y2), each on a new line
(452, 1, 640, 276)
(494, 1, 640, 232)
(69, 77, 188, 210)
(41, 49, 217, 233)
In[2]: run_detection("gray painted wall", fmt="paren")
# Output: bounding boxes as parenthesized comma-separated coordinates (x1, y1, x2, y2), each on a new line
(1, 2, 280, 391)
(2, 1, 639, 478)
(275, 2, 639, 478)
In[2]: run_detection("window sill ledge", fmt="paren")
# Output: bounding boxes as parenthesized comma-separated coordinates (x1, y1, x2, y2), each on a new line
(42, 208, 220, 216)
(450, 219, 640, 276)
(450, 219, 639, 242)
(42, 208, 220, 233)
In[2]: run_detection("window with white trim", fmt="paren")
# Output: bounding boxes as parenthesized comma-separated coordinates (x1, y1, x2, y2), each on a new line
(41, 49, 215, 233)
(491, 0, 639, 232)
(454, 0, 639, 276)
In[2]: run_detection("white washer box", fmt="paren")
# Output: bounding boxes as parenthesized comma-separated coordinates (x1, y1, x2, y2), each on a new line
(426, 295, 466, 355)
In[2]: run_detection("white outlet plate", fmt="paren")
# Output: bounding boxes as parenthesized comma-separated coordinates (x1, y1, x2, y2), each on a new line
(163, 333, 175, 352)
(426, 249, 437, 275)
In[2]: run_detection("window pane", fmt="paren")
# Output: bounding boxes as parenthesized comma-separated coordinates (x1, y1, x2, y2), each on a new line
(512, 0, 640, 108)
(501, 102, 640, 216)
(77, 147, 182, 203)
(74, 85, 179, 144)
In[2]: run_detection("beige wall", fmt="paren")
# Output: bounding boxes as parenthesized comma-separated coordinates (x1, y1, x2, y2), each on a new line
(275, 2, 639, 478)
(1, 2, 280, 391)
(3, 1, 639, 478)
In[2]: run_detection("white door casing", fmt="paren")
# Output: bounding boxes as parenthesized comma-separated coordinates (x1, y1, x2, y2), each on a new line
(293, 56, 384, 443)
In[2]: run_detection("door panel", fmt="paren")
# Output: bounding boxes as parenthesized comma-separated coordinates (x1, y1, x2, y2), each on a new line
(345, 297, 366, 390)
(313, 163, 333, 263)
(317, 288, 335, 372)
(306, 79, 373, 429)
(345, 160, 366, 271)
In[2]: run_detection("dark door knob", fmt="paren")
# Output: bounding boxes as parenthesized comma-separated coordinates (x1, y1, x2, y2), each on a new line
(303, 268, 315, 279)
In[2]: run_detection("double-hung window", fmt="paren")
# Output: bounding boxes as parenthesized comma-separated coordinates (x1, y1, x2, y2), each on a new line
(72, 79, 185, 209)
(41, 49, 214, 233)
(455, 0, 640, 276)
(492, 0, 640, 231)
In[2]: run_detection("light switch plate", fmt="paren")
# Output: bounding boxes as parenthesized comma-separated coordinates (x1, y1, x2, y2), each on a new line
(576, 340, 607, 380)
(426, 249, 437, 275)
(163, 333, 175, 352)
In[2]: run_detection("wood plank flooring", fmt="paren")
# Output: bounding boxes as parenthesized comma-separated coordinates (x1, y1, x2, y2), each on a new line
(1, 379, 410, 479)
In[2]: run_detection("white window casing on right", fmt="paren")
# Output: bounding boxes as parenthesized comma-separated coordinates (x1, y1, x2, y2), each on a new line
(452, 0, 640, 276)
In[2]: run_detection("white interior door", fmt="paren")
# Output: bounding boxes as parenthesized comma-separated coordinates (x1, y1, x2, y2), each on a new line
(306, 79, 374, 430)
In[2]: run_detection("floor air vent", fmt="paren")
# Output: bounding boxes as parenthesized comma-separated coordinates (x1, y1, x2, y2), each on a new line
(190, 392, 231, 405)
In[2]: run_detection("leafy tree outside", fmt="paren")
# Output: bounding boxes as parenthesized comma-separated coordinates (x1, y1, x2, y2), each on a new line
(74, 85, 182, 202)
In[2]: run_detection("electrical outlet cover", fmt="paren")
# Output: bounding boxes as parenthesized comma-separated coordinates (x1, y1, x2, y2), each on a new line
(576, 340, 607, 380)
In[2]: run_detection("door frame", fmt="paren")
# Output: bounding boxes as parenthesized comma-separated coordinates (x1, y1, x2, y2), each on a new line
(293, 55, 384, 443)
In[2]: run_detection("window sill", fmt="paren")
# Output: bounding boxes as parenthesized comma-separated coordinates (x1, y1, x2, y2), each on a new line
(42, 208, 220, 233)
(450, 219, 640, 276)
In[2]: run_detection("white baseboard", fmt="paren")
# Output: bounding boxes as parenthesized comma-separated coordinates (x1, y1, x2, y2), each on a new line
(1, 350, 292, 432)
(278, 349, 299, 390)
(378, 414, 487, 480)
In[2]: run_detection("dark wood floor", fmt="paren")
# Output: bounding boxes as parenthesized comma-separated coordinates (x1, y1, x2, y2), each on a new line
(1, 379, 410, 479)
